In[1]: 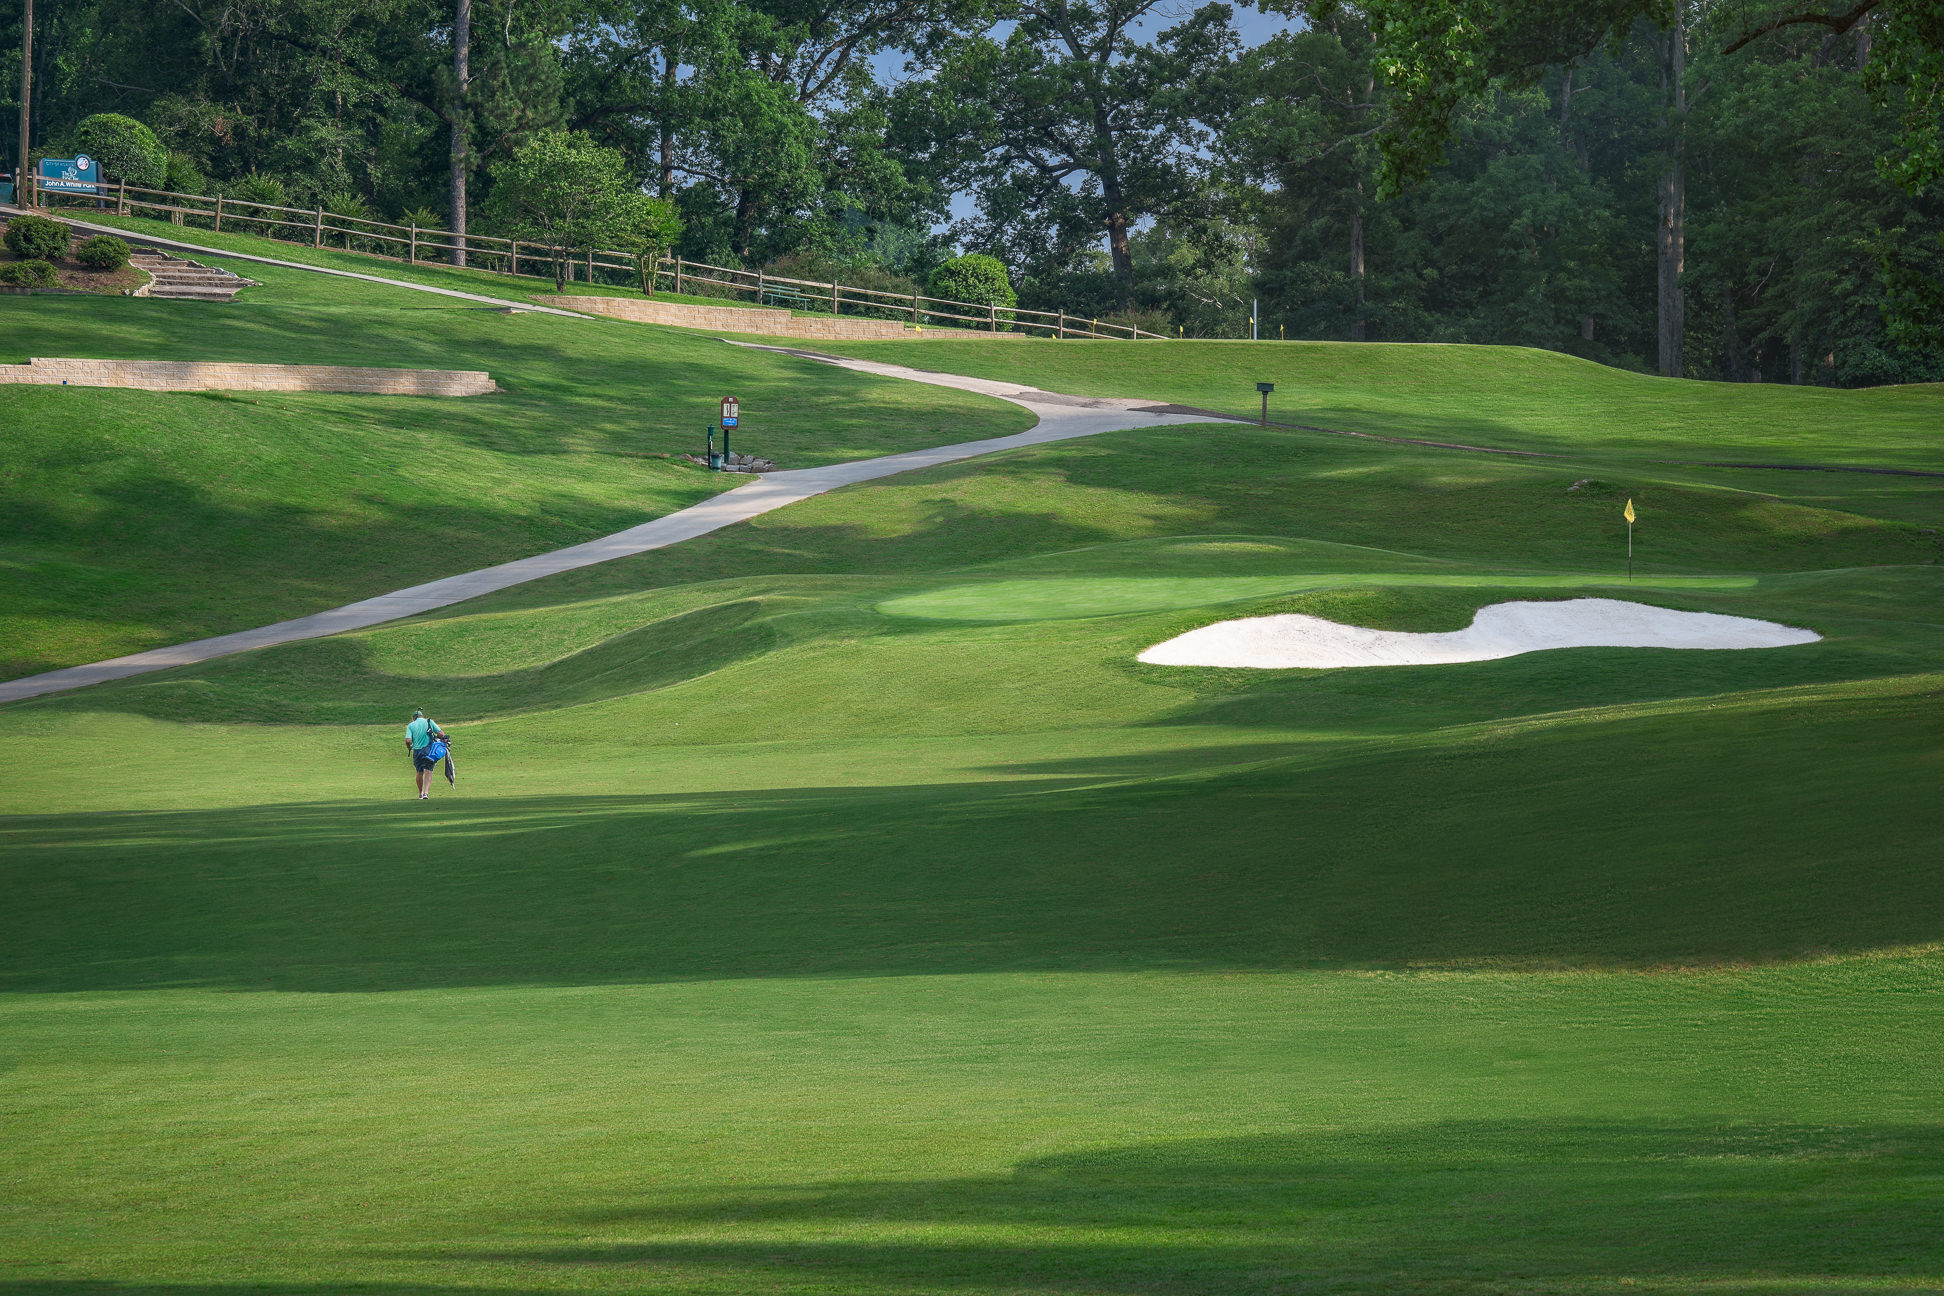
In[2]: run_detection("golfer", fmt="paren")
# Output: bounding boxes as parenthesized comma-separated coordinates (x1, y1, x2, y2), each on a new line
(405, 709, 449, 801)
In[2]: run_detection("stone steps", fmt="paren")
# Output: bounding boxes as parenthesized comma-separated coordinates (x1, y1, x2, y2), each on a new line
(130, 251, 258, 302)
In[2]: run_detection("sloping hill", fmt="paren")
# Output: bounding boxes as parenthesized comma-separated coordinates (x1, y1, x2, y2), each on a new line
(0, 255, 1029, 676)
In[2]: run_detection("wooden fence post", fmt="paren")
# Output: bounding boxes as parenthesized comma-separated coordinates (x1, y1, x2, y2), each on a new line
(674, 256, 683, 294)
(756, 269, 764, 303)
(1058, 311, 1066, 340)
(409, 224, 418, 263)
(989, 302, 997, 333)
(510, 240, 518, 274)
(586, 247, 594, 283)
(911, 290, 919, 325)
(214, 193, 223, 233)
(117, 178, 126, 216)
(830, 279, 839, 315)
(313, 207, 322, 247)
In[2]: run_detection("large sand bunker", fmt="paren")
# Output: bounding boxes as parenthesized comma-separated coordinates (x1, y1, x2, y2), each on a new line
(1138, 598, 1820, 669)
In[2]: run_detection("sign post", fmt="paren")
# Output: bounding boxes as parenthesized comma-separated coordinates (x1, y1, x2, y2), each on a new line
(38, 154, 100, 196)
(720, 396, 739, 468)
(1256, 381, 1275, 427)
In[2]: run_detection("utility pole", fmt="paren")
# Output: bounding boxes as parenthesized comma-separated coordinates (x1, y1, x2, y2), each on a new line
(17, 0, 32, 205)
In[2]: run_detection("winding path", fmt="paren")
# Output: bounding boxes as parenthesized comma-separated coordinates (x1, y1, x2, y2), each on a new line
(0, 345, 1231, 704)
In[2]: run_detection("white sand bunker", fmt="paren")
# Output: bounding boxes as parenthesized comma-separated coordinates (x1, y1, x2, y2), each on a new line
(1138, 598, 1820, 670)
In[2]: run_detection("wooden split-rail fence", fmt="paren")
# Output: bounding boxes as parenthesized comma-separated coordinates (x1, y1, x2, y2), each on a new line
(20, 178, 1166, 341)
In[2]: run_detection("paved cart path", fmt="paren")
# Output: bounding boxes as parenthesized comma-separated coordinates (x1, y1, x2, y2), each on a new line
(0, 345, 1232, 703)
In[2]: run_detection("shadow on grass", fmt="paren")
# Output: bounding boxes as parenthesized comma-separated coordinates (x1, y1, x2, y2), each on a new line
(9, 1122, 1935, 1294)
(6, 681, 1943, 992)
(479, 1121, 1944, 1293)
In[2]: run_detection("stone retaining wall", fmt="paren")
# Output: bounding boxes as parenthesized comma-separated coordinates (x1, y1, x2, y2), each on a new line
(542, 294, 923, 340)
(0, 357, 497, 396)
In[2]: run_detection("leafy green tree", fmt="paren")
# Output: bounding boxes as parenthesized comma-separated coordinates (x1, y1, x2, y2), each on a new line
(898, 0, 1237, 308)
(485, 128, 640, 289)
(617, 190, 684, 292)
(73, 113, 167, 187)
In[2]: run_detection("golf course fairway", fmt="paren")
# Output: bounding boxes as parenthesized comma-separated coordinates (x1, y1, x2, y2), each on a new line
(3, 237, 1943, 1294)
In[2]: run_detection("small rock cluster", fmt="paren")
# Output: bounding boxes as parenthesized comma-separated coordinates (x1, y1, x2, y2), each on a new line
(682, 452, 776, 473)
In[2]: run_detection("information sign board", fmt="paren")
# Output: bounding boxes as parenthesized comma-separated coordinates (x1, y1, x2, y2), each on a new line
(39, 155, 101, 194)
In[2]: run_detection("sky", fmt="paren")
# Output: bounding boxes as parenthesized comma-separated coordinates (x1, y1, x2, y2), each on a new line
(869, 4, 1302, 229)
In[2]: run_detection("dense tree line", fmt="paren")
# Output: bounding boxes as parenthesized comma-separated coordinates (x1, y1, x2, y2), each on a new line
(4, 0, 1940, 382)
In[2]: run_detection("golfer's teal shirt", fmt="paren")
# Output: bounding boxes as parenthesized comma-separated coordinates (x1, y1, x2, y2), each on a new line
(406, 717, 439, 750)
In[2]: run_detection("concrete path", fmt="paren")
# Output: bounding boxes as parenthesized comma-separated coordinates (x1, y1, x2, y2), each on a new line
(0, 348, 1232, 703)
(0, 204, 594, 318)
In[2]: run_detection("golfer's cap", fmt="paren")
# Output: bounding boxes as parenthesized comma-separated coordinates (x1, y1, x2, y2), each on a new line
(412, 709, 424, 718)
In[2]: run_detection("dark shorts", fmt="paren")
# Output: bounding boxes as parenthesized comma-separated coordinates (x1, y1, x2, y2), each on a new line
(412, 749, 439, 772)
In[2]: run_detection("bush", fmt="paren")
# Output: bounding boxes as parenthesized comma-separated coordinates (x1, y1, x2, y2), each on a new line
(73, 113, 168, 189)
(76, 235, 130, 270)
(930, 253, 1018, 323)
(4, 215, 70, 261)
(764, 253, 922, 319)
(163, 152, 206, 196)
(0, 259, 61, 288)
(318, 189, 377, 250)
(228, 175, 291, 236)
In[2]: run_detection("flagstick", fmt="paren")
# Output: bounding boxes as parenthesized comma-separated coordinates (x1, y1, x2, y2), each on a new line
(1628, 520, 1633, 582)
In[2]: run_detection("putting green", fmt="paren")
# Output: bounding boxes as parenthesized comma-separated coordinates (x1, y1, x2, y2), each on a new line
(877, 572, 1761, 621)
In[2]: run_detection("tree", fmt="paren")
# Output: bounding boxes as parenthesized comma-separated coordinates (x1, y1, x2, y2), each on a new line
(897, 0, 1237, 308)
(73, 112, 167, 186)
(485, 128, 639, 289)
(617, 189, 684, 292)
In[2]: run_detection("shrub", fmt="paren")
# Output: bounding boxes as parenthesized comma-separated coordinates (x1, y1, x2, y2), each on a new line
(73, 113, 168, 188)
(764, 252, 922, 319)
(76, 235, 130, 270)
(1096, 307, 1173, 338)
(319, 189, 377, 250)
(4, 215, 70, 261)
(228, 175, 291, 236)
(0, 259, 61, 288)
(163, 152, 206, 196)
(930, 253, 1018, 321)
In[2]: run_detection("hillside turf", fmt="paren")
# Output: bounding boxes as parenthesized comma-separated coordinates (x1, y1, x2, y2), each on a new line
(0, 255, 1028, 677)
(3, 255, 1943, 1294)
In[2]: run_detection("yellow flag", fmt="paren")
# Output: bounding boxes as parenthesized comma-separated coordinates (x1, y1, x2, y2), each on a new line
(1624, 499, 1636, 524)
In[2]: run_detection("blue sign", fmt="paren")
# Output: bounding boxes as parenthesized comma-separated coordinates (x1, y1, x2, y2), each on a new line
(40, 155, 101, 194)
(721, 416, 738, 428)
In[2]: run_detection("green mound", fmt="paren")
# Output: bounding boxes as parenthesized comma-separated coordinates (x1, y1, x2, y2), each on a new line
(0, 256, 1029, 676)
(798, 334, 1944, 467)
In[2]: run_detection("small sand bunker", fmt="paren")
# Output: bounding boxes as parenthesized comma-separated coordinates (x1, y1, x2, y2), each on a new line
(1138, 598, 1820, 670)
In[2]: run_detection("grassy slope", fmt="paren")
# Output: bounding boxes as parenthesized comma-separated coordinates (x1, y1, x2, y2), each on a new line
(799, 335, 1944, 468)
(4, 390, 1943, 1292)
(46, 207, 781, 309)
(0, 261, 1029, 676)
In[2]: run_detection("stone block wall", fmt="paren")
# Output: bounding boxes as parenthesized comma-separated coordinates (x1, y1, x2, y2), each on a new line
(0, 357, 497, 396)
(541, 294, 927, 341)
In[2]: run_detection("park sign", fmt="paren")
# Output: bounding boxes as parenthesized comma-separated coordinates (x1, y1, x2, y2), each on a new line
(721, 395, 739, 428)
(39, 155, 101, 194)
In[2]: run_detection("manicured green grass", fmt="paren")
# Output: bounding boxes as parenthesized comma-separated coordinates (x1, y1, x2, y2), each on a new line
(5, 272, 1943, 1293)
(804, 335, 1944, 468)
(0, 261, 1029, 676)
(45, 207, 782, 310)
